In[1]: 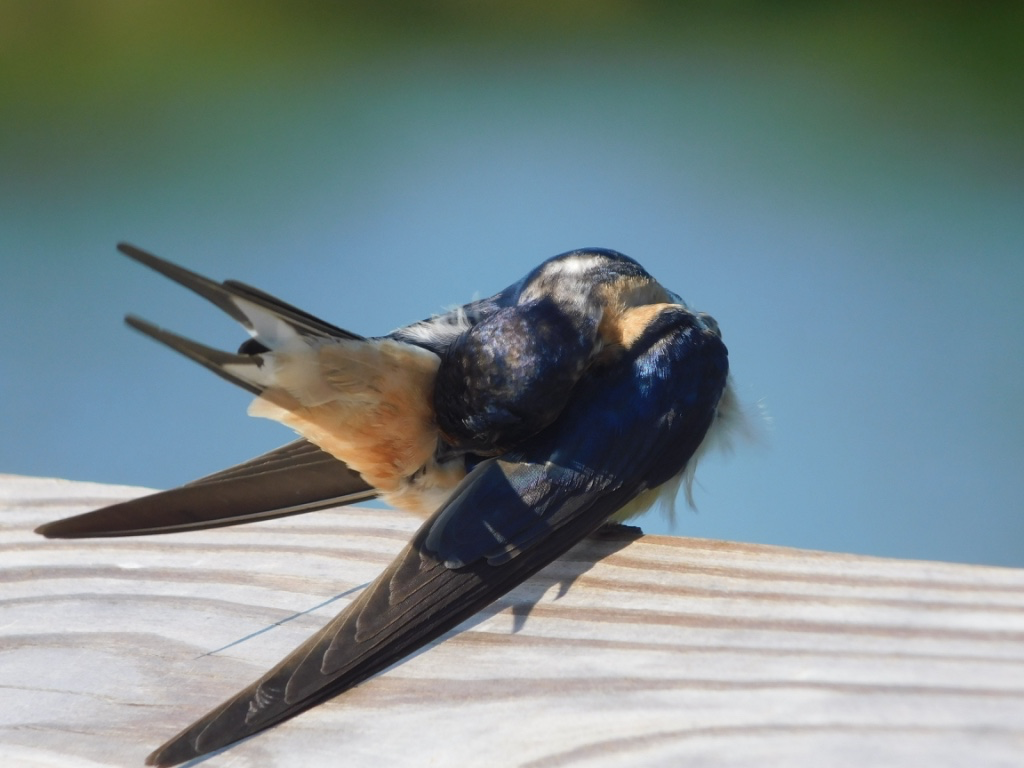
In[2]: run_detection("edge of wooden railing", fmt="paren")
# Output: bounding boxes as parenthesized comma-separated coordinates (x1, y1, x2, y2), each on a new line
(2, 473, 1023, 767)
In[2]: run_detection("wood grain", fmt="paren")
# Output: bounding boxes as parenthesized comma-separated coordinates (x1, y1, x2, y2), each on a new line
(2, 474, 1023, 767)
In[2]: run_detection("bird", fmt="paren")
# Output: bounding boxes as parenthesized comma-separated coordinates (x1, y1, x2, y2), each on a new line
(36, 243, 738, 766)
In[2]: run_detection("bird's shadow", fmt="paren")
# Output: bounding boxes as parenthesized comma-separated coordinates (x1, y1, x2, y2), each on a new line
(203, 523, 642, 660)
(504, 522, 642, 633)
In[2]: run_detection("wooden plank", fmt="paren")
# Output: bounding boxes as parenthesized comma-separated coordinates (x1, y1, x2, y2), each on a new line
(2, 473, 1023, 767)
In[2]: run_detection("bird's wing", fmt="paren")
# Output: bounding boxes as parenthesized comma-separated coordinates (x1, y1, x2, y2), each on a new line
(145, 304, 728, 766)
(34, 440, 376, 538)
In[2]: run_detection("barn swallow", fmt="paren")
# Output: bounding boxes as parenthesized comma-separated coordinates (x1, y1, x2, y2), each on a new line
(36, 243, 737, 766)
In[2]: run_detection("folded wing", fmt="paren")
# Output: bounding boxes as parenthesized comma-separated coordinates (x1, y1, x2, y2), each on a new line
(35, 440, 376, 538)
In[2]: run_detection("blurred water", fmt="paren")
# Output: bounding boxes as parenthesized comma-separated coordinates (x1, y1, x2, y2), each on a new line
(2, 28, 1022, 566)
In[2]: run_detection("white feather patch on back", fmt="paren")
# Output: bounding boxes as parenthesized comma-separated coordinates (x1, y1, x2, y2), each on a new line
(397, 305, 474, 347)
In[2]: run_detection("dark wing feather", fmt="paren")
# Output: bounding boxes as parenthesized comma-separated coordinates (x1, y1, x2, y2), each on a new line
(145, 306, 728, 766)
(34, 440, 376, 538)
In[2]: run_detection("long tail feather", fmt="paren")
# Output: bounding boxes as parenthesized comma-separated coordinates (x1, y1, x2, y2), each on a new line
(124, 315, 266, 396)
(118, 242, 361, 343)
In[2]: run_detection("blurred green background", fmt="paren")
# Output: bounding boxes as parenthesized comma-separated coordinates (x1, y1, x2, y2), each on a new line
(2, 1, 1022, 566)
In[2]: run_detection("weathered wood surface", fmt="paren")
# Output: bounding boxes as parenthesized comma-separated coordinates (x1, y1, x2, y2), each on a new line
(2, 473, 1023, 767)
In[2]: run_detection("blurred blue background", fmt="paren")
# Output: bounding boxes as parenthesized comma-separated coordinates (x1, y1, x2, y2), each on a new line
(2, 2, 1022, 567)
